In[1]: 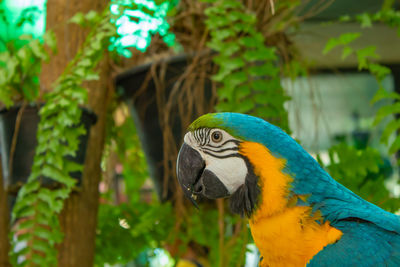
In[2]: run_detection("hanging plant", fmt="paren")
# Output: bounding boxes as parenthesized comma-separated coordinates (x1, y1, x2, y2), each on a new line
(9, 7, 117, 266)
(205, 0, 291, 132)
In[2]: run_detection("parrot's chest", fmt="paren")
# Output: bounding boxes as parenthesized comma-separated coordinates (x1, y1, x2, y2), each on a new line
(240, 142, 342, 266)
(249, 206, 342, 267)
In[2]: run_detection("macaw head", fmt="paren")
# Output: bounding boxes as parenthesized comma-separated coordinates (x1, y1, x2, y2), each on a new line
(176, 112, 307, 217)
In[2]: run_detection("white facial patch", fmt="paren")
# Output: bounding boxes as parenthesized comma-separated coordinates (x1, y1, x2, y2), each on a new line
(205, 156, 247, 193)
(184, 132, 197, 148)
(183, 130, 248, 194)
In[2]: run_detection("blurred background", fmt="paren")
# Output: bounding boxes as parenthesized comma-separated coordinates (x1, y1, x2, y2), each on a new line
(1, 0, 400, 266)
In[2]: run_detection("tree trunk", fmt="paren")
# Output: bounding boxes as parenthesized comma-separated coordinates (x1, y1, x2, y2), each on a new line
(0, 162, 11, 266)
(40, 0, 110, 266)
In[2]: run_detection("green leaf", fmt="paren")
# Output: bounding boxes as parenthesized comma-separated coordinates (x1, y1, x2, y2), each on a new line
(234, 85, 251, 100)
(31, 238, 53, 257)
(243, 47, 276, 62)
(75, 66, 87, 77)
(389, 136, 400, 154)
(77, 58, 92, 68)
(323, 39, 340, 55)
(6, 57, 18, 81)
(339, 15, 351, 22)
(18, 179, 40, 195)
(233, 22, 253, 33)
(69, 12, 85, 25)
(371, 88, 400, 104)
(369, 63, 391, 81)
(357, 13, 372, 28)
(341, 46, 353, 60)
(380, 119, 400, 144)
(214, 56, 244, 71)
(235, 97, 254, 113)
(211, 28, 235, 41)
(13, 193, 38, 214)
(85, 10, 99, 22)
(220, 0, 242, 9)
(14, 218, 35, 232)
(14, 205, 35, 219)
(323, 32, 361, 54)
(21, 86, 36, 101)
(373, 102, 400, 125)
(227, 10, 245, 22)
(251, 79, 269, 91)
(43, 31, 57, 52)
(207, 16, 230, 29)
(42, 164, 74, 186)
(64, 160, 83, 173)
(30, 40, 48, 60)
(356, 46, 379, 70)
(16, 46, 31, 69)
(34, 226, 55, 241)
(51, 187, 71, 200)
(207, 39, 224, 52)
(215, 101, 233, 112)
(85, 71, 100, 81)
(238, 35, 263, 48)
(217, 86, 235, 102)
(224, 71, 247, 88)
(37, 188, 55, 207)
(220, 42, 241, 56)
(212, 67, 231, 82)
(248, 63, 279, 77)
(238, 12, 256, 24)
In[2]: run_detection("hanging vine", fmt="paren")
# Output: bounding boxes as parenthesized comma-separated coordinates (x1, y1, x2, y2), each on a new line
(323, 6, 400, 157)
(10, 8, 117, 266)
(205, 0, 291, 132)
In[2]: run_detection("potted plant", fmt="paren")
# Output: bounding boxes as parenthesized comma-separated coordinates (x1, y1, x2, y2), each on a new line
(0, 32, 97, 196)
(1, 7, 117, 266)
(0, 6, 102, 209)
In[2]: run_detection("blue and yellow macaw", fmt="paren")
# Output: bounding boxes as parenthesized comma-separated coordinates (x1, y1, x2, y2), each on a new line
(176, 112, 400, 267)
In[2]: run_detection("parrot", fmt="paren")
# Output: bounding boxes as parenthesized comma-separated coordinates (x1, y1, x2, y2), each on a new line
(176, 112, 400, 267)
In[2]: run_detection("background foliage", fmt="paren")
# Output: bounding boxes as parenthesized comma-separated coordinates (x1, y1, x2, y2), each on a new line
(319, 5, 400, 215)
(95, 112, 175, 265)
(0, 5, 53, 107)
(1, 0, 400, 266)
(205, 0, 290, 131)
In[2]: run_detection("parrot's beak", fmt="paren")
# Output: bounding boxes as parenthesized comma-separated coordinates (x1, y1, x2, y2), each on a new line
(176, 143, 205, 208)
(177, 142, 230, 207)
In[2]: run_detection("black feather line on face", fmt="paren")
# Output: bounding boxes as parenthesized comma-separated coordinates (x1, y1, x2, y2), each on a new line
(229, 157, 261, 217)
(201, 146, 239, 154)
(206, 139, 240, 148)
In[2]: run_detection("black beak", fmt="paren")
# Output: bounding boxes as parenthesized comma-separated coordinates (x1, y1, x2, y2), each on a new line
(176, 143, 205, 208)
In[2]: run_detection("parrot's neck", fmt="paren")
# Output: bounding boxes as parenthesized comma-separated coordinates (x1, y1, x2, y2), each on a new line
(239, 142, 342, 267)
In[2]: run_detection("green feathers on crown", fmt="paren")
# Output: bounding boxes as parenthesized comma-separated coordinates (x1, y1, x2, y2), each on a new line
(188, 113, 244, 139)
(188, 113, 223, 131)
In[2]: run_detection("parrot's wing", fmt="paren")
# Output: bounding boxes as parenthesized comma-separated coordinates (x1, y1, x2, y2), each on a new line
(303, 171, 400, 234)
(307, 220, 400, 267)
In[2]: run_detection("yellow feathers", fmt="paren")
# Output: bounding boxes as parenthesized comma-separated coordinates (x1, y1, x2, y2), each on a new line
(240, 141, 293, 220)
(239, 142, 342, 267)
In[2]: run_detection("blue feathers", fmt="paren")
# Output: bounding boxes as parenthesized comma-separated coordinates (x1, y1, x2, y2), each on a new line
(308, 220, 400, 267)
(215, 112, 400, 265)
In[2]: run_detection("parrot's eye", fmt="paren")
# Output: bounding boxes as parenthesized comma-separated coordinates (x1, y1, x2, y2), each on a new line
(211, 131, 223, 143)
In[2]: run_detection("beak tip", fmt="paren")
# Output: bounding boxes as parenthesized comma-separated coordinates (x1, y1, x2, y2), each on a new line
(176, 142, 204, 208)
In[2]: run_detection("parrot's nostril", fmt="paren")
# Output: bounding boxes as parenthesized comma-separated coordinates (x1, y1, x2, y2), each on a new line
(193, 182, 203, 193)
(192, 165, 205, 194)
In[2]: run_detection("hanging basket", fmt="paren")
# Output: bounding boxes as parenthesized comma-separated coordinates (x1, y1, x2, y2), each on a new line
(0, 104, 97, 195)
